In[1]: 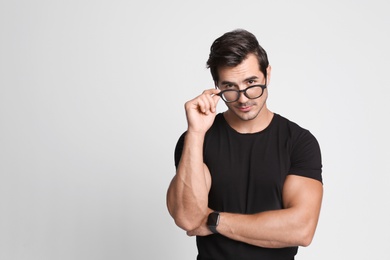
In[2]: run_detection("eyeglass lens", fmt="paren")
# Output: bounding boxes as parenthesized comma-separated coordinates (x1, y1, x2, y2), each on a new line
(221, 86, 264, 102)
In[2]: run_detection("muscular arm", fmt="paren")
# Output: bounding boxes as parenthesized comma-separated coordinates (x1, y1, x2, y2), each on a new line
(166, 89, 220, 231)
(217, 175, 323, 248)
(188, 175, 323, 248)
(167, 132, 212, 231)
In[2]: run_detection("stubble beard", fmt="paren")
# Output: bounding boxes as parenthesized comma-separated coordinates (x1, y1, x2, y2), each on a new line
(227, 101, 263, 121)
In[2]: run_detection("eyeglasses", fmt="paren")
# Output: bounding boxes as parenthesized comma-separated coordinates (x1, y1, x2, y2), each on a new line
(216, 84, 267, 103)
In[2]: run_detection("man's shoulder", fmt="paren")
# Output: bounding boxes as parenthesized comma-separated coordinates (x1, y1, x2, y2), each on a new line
(272, 113, 318, 146)
(274, 113, 311, 132)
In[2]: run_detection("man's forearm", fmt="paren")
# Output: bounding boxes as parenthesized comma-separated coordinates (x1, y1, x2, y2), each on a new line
(217, 208, 314, 248)
(167, 131, 211, 231)
(214, 175, 323, 248)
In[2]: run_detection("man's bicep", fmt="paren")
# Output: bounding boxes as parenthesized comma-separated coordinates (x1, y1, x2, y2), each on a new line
(283, 175, 323, 225)
(282, 175, 323, 244)
(283, 175, 323, 209)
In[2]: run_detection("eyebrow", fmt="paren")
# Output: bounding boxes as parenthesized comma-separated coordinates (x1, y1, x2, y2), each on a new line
(220, 76, 260, 86)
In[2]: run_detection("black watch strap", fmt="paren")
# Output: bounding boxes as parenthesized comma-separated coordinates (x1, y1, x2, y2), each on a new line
(207, 212, 220, 234)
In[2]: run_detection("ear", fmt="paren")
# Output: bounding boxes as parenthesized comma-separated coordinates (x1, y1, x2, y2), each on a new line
(266, 65, 272, 85)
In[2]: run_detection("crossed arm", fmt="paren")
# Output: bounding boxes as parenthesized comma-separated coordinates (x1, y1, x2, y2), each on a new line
(206, 175, 323, 248)
(166, 130, 323, 248)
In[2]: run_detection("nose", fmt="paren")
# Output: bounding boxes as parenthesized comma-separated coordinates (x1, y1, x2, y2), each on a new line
(237, 89, 249, 103)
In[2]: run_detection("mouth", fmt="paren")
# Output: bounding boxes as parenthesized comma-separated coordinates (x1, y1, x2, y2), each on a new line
(237, 105, 252, 112)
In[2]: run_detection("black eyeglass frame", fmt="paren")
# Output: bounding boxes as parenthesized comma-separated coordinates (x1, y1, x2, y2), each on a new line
(216, 84, 267, 103)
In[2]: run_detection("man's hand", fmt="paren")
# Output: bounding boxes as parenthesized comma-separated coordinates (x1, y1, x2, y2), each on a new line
(185, 89, 221, 134)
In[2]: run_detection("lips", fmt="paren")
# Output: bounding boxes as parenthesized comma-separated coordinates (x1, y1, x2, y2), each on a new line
(238, 105, 251, 112)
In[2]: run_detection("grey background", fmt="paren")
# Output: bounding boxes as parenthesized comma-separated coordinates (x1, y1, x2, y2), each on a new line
(1, 0, 389, 259)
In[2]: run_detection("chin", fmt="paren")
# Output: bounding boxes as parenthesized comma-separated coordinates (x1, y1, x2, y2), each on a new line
(234, 110, 261, 121)
(240, 114, 259, 121)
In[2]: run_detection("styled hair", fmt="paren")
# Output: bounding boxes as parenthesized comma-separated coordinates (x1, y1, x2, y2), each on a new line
(206, 29, 269, 83)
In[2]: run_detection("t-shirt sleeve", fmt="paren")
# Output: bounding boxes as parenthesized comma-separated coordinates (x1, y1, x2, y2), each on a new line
(289, 130, 323, 183)
(174, 132, 186, 169)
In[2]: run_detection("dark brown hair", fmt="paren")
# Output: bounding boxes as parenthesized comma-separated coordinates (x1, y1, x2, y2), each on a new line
(206, 29, 269, 83)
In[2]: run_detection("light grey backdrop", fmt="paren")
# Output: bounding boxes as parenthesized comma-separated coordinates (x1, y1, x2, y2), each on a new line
(1, 0, 389, 259)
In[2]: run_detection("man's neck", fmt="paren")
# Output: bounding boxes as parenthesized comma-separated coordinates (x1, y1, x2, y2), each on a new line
(223, 108, 274, 134)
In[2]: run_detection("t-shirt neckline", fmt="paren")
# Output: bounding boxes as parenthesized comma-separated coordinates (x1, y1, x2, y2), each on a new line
(219, 112, 278, 136)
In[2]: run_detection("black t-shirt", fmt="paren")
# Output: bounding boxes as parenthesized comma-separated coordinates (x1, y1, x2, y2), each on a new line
(174, 113, 322, 260)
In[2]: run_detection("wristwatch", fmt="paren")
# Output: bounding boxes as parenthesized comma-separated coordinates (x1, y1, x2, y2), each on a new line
(207, 212, 220, 234)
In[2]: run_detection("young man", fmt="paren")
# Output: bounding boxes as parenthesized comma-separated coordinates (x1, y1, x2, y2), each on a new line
(167, 29, 323, 260)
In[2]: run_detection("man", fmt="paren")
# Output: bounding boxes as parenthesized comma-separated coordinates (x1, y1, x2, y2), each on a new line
(167, 29, 323, 260)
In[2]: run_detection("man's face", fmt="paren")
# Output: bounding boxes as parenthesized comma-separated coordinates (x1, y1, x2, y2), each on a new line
(216, 54, 270, 122)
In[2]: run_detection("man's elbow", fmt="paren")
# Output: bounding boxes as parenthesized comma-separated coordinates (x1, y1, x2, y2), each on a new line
(167, 205, 203, 231)
(299, 233, 313, 247)
(174, 217, 202, 232)
(297, 225, 316, 247)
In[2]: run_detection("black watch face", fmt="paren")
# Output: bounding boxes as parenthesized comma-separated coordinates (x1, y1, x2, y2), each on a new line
(208, 212, 219, 225)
